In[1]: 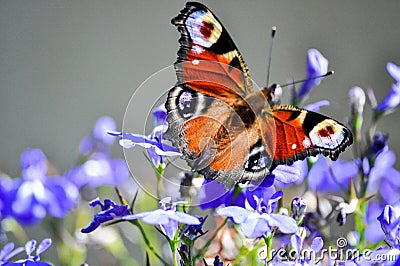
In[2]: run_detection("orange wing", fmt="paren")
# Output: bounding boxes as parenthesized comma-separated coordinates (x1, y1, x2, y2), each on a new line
(270, 105, 353, 165)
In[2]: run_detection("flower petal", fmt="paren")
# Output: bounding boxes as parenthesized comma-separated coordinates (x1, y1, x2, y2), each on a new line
(216, 206, 251, 224)
(387, 62, 400, 83)
(240, 213, 270, 238)
(272, 165, 300, 184)
(310, 237, 324, 253)
(268, 213, 298, 234)
(36, 238, 52, 256)
(169, 211, 201, 225)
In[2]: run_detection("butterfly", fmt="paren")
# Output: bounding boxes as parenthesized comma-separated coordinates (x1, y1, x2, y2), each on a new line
(164, 2, 353, 189)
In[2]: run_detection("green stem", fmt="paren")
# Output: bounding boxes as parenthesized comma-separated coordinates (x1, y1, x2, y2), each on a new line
(263, 234, 273, 264)
(131, 220, 171, 266)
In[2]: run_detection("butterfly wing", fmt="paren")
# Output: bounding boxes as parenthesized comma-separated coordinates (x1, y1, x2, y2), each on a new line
(171, 2, 253, 97)
(165, 2, 270, 188)
(269, 105, 353, 165)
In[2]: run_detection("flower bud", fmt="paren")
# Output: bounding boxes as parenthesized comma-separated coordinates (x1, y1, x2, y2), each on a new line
(291, 197, 307, 221)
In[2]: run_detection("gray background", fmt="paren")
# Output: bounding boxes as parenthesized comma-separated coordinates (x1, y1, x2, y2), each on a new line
(1, 0, 399, 181)
(2, 0, 400, 176)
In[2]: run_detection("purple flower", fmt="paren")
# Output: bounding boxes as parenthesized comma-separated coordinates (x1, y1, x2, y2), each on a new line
(274, 234, 323, 265)
(387, 62, 400, 83)
(216, 192, 298, 238)
(65, 154, 129, 188)
(123, 197, 200, 239)
(81, 198, 131, 233)
(109, 105, 181, 168)
(304, 100, 330, 112)
(1, 238, 52, 266)
(367, 150, 400, 205)
(197, 180, 246, 210)
(66, 117, 129, 188)
(296, 49, 329, 101)
(152, 105, 168, 127)
(376, 83, 400, 113)
(199, 165, 300, 210)
(0, 243, 24, 264)
(376, 62, 400, 113)
(291, 197, 307, 220)
(307, 155, 358, 193)
(79, 116, 117, 155)
(1, 149, 79, 226)
(349, 86, 366, 116)
(378, 205, 400, 246)
(182, 216, 205, 240)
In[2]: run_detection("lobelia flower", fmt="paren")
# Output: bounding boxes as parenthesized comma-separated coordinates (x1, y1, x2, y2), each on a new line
(292, 197, 307, 221)
(307, 155, 358, 193)
(273, 234, 324, 266)
(296, 49, 329, 103)
(1, 238, 52, 266)
(366, 149, 400, 205)
(81, 198, 131, 233)
(387, 62, 400, 83)
(216, 191, 298, 238)
(353, 205, 400, 266)
(123, 197, 200, 240)
(199, 165, 300, 210)
(0, 149, 79, 226)
(65, 116, 129, 188)
(375, 62, 400, 114)
(109, 105, 181, 168)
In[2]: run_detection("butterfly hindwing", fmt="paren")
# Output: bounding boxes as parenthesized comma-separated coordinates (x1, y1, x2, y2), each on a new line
(270, 105, 353, 165)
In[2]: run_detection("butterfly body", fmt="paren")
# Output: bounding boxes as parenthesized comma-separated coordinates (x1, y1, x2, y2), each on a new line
(165, 2, 353, 189)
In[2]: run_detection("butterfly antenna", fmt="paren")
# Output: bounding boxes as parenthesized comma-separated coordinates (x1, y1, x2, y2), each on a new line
(280, 70, 334, 88)
(266, 26, 277, 87)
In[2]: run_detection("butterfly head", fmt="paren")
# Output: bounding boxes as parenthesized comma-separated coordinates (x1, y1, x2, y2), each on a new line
(261, 84, 282, 106)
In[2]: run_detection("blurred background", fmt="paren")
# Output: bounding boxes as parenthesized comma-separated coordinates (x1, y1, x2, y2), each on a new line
(1, 0, 399, 175)
(1, 0, 400, 264)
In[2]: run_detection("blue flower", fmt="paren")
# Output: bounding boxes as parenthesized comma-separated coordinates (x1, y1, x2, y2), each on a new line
(376, 83, 400, 113)
(387, 62, 400, 83)
(182, 216, 205, 240)
(65, 154, 129, 188)
(197, 180, 246, 210)
(291, 197, 307, 221)
(1, 149, 79, 226)
(0, 243, 24, 264)
(81, 198, 131, 233)
(66, 117, 129, 188)
(109, 105, 181, 168)
(273, 234, 323, 265)
(307, 155, 358, 193)
(216, 192, 298, 238)
(296, 49, 329, 101)
(109, 130, 181, 168)
(367, 150, 400, 205)
(1, 238, 52, 266)
(376, 62, 400, 113)
(377, 205, 400, 246)
(79, 116, 117, 155)
(152, 105, 168, 128)
(199, 165, 300, 210)
(123, 197, 200, 240)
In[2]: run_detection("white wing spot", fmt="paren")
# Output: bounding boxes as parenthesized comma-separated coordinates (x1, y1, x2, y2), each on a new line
(192, 59, 200, 65)
(291, 144, 297, 150)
